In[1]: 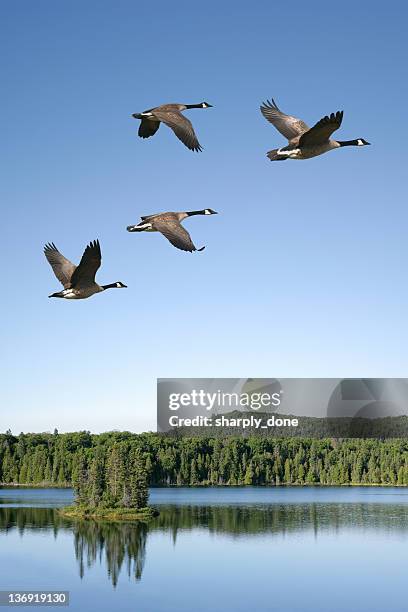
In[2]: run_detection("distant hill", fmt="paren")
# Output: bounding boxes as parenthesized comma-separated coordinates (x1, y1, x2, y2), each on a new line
(167, 411, 408, 438)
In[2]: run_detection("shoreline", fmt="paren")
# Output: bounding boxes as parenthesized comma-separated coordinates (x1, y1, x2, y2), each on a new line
(0, 483, 71, 489)
(2, 482, 408, 489)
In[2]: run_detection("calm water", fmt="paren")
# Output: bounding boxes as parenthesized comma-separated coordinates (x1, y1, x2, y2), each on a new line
(1, 487, 407, 612)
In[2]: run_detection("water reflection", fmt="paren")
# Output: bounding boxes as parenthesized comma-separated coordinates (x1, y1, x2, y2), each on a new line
(0, 507, 62, 534)
(74, 520, 147, 586)
(1, 503, 407, 586)
(152, 502, 408, 540)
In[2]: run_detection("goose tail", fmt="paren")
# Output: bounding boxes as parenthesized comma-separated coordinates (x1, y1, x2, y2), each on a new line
(267, 149, 288, 161)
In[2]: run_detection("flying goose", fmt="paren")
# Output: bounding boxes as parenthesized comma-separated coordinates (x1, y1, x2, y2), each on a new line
(44, 240, 127, 299)
(260, 98, 370, 161)
(126, 209, 217, 252)
(132, 102, 213, 152)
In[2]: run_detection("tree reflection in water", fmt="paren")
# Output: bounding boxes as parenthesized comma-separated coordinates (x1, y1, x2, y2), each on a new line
(1, 502, 408, 587)
(73, 520, 148, 586)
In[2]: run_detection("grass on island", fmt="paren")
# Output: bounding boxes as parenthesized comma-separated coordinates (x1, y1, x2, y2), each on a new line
(58, 505, 159, 522)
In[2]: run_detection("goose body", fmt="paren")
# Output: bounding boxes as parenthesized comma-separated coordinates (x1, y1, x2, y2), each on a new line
(132, 102, 212, 151)
(127, 209, 217, 252)
(44, 240, 127, 299)
(260, 99, 370, 161)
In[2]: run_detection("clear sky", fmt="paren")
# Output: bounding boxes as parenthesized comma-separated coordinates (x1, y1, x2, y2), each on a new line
(2, 0, 408, 433)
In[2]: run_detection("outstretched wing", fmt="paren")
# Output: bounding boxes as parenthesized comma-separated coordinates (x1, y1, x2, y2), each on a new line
(299, 111, 344, 146)
(140, 213, 160, 221)
(152, 219, 201, 252)
(260, 99, 309, 141)
(152, 110, 202, 152)
(70, 240, 101, 287)
(44, 243, 76, 288)
(138, 119, 160, 138)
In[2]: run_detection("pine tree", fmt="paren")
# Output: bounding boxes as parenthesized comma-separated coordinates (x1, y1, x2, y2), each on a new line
(2, 448, 16, 483)
(72, 450, 88, 506)
(127, 448, 149, 509)
(190, 458, 198, 486)
(284, 458, 292, 484)
(44, 457, 52, 483)
(397, 466, 404, 486)
(88, 449, 105, 507)
(244, 462, 254, 485)
(106, 444, 126, 505)
(297, 463, 305, 484)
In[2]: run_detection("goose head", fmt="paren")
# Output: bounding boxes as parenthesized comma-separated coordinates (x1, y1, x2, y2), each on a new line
(338, 138, 371, 148)
(201, 102, 213, 108)
(102, 282, 128, 290)
(204, 208, 217, 215)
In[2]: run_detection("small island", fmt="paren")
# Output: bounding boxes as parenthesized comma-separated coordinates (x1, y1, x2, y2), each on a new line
(58, 443, 158, 522)
(59, 506, 158, 521)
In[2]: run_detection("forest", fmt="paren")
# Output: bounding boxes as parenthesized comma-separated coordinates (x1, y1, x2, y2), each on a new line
(1, 430, 408, 487)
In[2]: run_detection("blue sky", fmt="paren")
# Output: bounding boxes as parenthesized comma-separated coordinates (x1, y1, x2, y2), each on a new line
(1, 0, 407, 433)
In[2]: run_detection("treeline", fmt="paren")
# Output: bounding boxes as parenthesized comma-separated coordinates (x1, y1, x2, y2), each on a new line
(1, 430, 408, 487)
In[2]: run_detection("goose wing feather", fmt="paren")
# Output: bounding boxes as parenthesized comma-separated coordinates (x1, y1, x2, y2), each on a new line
(44, 243, 76, 288)
(260, 99, 309, 141)
(140, 212, 161, 221)
(138, 119, 160, 138)
(151, 110, 202, 151)
(70, 240, 101, 287)
(299, 111, 344, 146)
(152, 219, 198, 252)
(150, 104, 184, 113)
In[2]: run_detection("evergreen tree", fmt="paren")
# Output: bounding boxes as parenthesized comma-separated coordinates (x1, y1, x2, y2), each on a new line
(72, 449, 88, 505)
(127, 448, 149, 509)
(244, 462, 254, 485)
(88, 449, 105, 507)
(284, 458, 292, 484)
(106, 443, 126, 505)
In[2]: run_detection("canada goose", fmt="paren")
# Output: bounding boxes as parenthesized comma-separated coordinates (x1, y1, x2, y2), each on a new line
(126, 209, 217, 252)
(260, 98, 370, 161)
(132, 102, 213, 152)
(44, 240, 127, 299)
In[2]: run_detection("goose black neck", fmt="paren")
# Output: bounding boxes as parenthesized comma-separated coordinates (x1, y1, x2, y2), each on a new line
(102, 283, 118, 290)
(337, 139, 359, 147)
(184, 104, 202, 109)
(186, 210, 206, 217)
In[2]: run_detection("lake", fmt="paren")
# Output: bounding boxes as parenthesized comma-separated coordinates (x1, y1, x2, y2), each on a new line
(0, 487, 407, 611)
